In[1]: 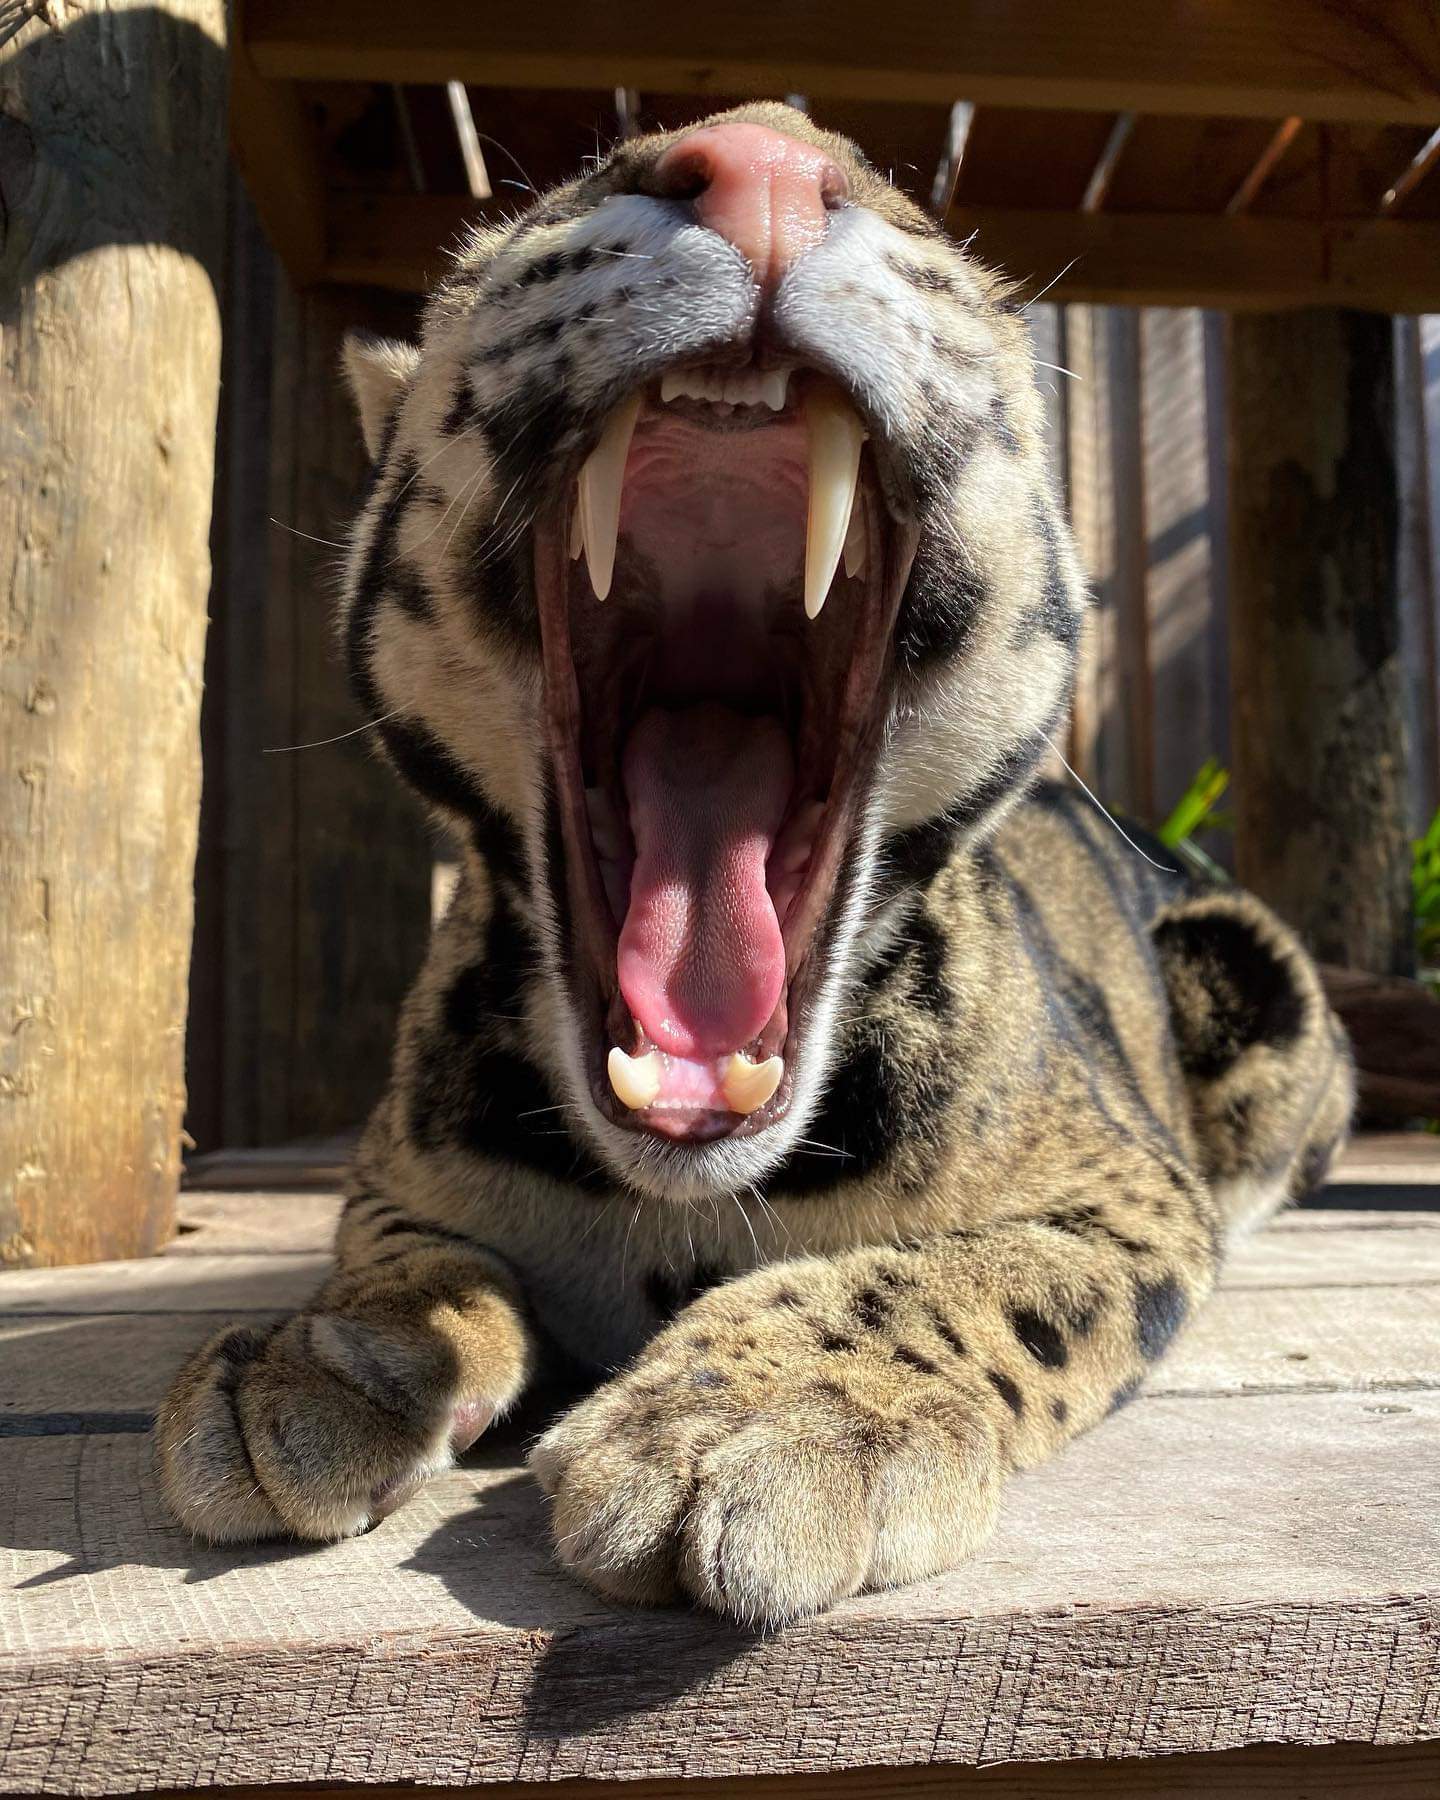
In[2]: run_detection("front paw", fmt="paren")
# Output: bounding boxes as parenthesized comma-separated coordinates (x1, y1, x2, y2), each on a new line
(156, 1284, 527, 1543)
(529, 1265, 1003, 1625)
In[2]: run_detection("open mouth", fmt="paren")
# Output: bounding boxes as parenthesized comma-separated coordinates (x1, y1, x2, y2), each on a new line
(534, 361, 916, 1145)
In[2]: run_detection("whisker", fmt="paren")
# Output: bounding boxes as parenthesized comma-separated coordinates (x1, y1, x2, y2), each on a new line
(269, 518, 347, 550)
(263, 706, 406, 755)
(1042, 735, 1178, 874)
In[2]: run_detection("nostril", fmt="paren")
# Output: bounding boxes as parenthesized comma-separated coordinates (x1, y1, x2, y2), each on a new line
(819, 159, 850, 211)
(655, 144, 714, 204)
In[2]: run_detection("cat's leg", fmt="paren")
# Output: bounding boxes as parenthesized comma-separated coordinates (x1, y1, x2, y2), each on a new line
(156, 1188, 536, 1542)
(531, 1151, 1220, 1625)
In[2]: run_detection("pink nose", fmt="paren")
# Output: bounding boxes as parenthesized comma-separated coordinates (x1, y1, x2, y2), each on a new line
(654, 122, 848, 289)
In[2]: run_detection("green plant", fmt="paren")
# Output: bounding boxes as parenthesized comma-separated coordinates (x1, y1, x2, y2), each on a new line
(1415, 808, 1440, 994)
(1157, 758, 1234, 884)
(1157, 757, 1232, 849)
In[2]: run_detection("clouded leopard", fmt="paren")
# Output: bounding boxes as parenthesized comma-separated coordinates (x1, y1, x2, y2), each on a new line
(157, 104, 1353, 1625)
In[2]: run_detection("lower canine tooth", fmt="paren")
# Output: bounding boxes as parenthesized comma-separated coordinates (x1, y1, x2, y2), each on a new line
(721, 1053, 784, 1115)
(608, 1046, 662, 1110)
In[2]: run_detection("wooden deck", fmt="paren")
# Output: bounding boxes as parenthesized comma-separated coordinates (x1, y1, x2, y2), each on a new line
(2, 1137, 1438, 1796)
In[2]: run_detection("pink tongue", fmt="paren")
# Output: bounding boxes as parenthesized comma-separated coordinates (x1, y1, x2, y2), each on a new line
(619, 704, 793, 1059)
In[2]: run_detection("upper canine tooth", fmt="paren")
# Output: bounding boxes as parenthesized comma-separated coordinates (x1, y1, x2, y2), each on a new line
(843, 499, 866, 580)
(803, 386, 866, 620)
(660, 370, 685, 404)
(762, 369, 790, 411)
(569, 504, 583, 560)
(608, 1046, 662, 1110)
(578, 394, 641, 601)
(720, 1052, 784, 1116)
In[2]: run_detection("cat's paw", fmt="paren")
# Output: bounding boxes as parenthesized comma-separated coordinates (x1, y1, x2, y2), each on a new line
(529, 1265, 1003, 1625)
(156, 1281, 528, 1542)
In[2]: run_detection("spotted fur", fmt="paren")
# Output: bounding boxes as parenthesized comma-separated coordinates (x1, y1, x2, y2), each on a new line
(157, 106, 1352, 1624)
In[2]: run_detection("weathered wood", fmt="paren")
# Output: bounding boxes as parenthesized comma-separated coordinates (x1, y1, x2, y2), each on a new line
(1394, 316, 1440, 830)
(1330, 1132, 1440, 1186)
(170, 1189, 342, 1255)
(1065, 307, 1149, 814)
(0, 1, 227, 1267)
(1321, 966, 1440, 1125)
(194, 1742, 1440, 1797)
(4, 1224, 1434, 1429)
(238, 0, 1440, 125)
(0, 1251, 327, 1316)
(1139, 310, 1226, 818)
(2, 1155, 1436, 1790)
(183, 1135, 357, 1191)
(2, 1389, 1436, 1793)
(322, 192, 1440, 311)
(255, 283, 432, 1143)
(1226, 310, 1413, 974)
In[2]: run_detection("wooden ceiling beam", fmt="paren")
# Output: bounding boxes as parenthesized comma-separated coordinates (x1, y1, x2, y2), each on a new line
(240, 0, 1440, 127)
(324, 190, 1440, 312)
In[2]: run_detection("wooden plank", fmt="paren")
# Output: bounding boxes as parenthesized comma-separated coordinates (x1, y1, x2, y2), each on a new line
(238, 0, 1440, 125)
(258, 283, 434, 1143)
(3, 1390, 1436, 1792)
(3, 1210, 1435, 1434)
(1103, 116, 1283, 215)
(0, 1253, 326, 1316)
(169, 1189, 342, 1256)
(1395, 318, 1440, 831)
(184, 1135, 358, 1191)
(1064, 306, 1149, 812)
(1332, 1133, 1440, 1185)
(230, 33, 326, 285)
(951, 107, 1119, 211)
(187, 174, 280, 1155)
(1139, 310, 1224, 819)
(0, 1315, 270, 1430)
(1156, 1286, 1440, 1397)
(4, 1275, 1430, 1429)
(154, 1741, 1440, 1798)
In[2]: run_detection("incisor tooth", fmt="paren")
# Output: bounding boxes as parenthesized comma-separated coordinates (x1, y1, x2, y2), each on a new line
(721, 1053, 784, 1115)
(577, 394, 641, 601)
(803, 386, 866, 620)
(762, 369, 790, 411)
(607, 1046, 662, 1110)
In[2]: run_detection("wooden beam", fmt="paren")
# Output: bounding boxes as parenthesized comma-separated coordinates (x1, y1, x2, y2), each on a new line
(326, 193, 1440, 310)
(230, 12, 326, 285)
(240, 0, 1440, 125)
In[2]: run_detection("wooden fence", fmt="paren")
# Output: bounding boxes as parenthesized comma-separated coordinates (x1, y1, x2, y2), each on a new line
(1035, 305, 1440, 845)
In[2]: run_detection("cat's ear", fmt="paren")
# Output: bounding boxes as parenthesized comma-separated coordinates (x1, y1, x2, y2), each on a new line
(341, 332, 421, 460)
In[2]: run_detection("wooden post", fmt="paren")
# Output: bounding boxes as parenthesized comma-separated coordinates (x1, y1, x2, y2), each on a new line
(0, 2, 227, 1266)
(1226, 309, 1414, 977)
